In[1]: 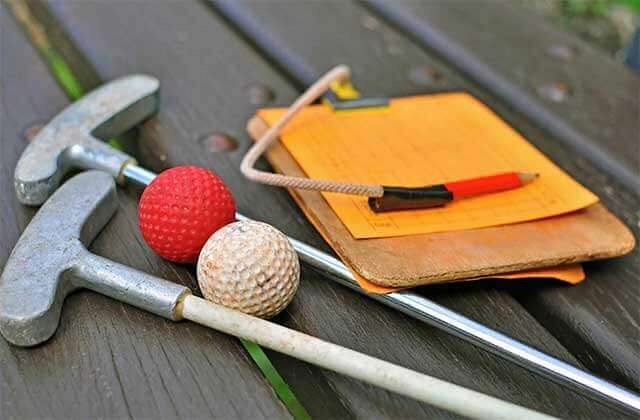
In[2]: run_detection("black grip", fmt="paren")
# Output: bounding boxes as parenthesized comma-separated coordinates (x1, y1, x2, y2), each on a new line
(368, 185, 453, 213)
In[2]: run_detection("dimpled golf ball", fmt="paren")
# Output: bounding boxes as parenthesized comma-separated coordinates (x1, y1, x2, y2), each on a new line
(196, 220, 300, 318)
(138, 166, 236, 263)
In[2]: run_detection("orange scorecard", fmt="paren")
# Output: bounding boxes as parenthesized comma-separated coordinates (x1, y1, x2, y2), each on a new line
(258, 93, 598, 239)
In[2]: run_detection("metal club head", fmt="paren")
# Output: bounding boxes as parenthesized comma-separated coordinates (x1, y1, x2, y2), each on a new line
(0, 171, 118, 346)
(14, 75, 160, 206)
(1, 171, 190, 347)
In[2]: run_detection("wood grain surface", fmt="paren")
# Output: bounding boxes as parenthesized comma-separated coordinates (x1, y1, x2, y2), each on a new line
(212, 0, 640, 393)
(362, 0, 640, 391)
(0, 5, 289, 419)
(0, 0, 636, 418)
(367, 0, 640, 178)
(36, 0, 631, 418)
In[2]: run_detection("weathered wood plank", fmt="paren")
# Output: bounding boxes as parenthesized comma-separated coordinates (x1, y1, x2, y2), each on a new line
(42, 0, 625, 417)
(0, 5, 289, 419)
(360, 0, 640, 390)
(364, 0, 640, 191)
(212, 0, 640, 393)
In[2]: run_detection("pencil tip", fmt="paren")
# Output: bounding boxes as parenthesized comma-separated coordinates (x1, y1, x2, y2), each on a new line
(518, 172, 539, 184)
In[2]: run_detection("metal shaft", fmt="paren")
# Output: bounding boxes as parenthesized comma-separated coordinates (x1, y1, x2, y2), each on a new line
(122, 163, 640, 414)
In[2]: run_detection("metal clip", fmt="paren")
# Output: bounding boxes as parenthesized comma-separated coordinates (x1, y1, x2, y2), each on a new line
(324, 78, 389, 110)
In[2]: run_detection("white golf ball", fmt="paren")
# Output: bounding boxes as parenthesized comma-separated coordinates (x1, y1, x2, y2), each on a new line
(196, 220, 300, 318)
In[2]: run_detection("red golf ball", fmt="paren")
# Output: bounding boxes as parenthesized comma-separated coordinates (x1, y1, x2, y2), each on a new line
(138, 166, 236, 263)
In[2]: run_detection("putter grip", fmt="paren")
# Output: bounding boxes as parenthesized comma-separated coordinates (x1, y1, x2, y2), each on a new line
(181, 295, 553, 420)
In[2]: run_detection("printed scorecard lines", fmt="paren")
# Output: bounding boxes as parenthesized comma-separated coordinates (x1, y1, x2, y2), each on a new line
(258, 93, 597, 239)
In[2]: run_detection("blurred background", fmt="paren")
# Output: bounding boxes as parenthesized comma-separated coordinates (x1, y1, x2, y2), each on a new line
(519, 0, 639, 65)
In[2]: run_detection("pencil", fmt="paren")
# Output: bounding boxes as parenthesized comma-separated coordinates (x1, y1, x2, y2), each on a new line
(368, 172, 539, 213)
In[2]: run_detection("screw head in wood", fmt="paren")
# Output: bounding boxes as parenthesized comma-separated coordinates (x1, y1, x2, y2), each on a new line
(246, 83, 275, 106)
(409, 67, 443, 87)
(20, 122, 44, 141)
(361, 14, 380, 31)
(547, 44, 577, 61)
(198, 132, 238, 152)
(536, 82, 571, 103)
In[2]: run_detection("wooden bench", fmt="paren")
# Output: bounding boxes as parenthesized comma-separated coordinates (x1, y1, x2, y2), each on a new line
(1, 1, 637, 418)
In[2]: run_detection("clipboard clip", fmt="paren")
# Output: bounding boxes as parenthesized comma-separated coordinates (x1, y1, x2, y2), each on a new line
(324, 78, 389, 110)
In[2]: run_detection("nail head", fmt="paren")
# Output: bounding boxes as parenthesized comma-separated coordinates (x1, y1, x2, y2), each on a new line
(246, 84, 275, 106)
(361, 15, 380, 31)
(409, 67, 443, 86)
(547, 44, 577, 61)
(537, 82, 571, 103)
(21, 123, 44, 141)
(198, 132, 238, 153)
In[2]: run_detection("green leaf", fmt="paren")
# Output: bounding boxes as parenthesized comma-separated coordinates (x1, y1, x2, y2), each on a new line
(44, 49, 84, 100)
(241, 339, 311, 420)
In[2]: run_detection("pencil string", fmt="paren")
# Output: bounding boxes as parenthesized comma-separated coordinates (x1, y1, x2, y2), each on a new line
(240, 65, 385, 198)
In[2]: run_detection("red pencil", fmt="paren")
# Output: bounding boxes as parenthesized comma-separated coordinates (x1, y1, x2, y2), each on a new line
(368, 172, 538, 213)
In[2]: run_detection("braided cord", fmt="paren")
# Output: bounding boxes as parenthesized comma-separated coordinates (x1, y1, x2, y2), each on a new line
(241, 65, 384, 198)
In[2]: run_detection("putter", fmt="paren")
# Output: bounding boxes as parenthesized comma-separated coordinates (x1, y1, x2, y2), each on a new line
(0, 171, 552, 420)
(13, 74, 640, 414)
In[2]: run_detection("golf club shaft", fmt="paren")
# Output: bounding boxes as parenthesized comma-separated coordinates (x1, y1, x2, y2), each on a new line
(122, 164, 640, 414)
(182, 295, 553, 420)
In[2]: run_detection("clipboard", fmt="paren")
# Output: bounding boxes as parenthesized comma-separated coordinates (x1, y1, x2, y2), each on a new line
(246, 95, 635, 288)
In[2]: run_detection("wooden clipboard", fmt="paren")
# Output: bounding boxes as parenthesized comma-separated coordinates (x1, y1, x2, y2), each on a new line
(247, 115, 635, 288)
